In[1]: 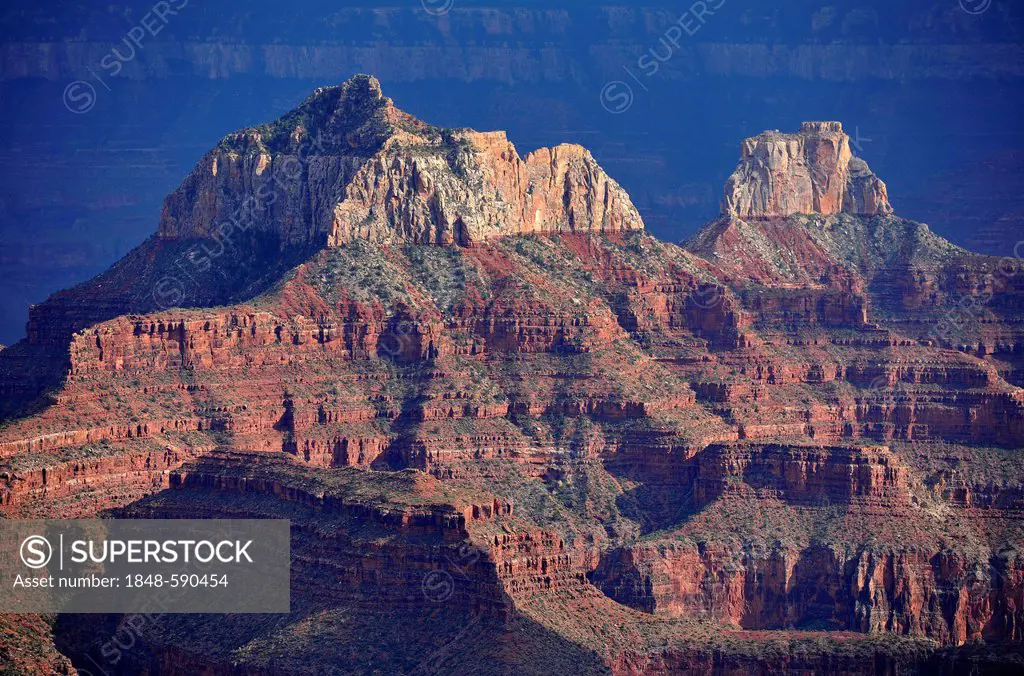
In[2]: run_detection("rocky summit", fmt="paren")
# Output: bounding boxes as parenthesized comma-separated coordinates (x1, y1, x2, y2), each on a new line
(723, 121, 893, 220)
(1, 77, 1024, 675)
(160, 75, 643, 247)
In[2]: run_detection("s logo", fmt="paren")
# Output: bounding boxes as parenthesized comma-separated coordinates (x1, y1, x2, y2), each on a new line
(20, 535, 52, 569)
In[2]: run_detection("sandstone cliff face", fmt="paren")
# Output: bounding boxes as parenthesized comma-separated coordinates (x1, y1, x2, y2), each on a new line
(595, 538, 1024, 646)
(159, 75, 643, 249)
(330, 135, 642, 246)
(723, 122, 893, 220)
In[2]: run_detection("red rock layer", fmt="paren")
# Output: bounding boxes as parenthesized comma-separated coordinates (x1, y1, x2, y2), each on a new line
(595, 537, 1024, 647)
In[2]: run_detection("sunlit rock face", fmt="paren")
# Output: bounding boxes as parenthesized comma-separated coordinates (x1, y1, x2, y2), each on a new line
(159, 74, 644, 248)
(723, 121, 893, 220)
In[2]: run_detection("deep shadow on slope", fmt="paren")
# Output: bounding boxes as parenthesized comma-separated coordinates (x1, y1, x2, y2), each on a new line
(0, 232, 320, 420)
(51, 470, 611, 676)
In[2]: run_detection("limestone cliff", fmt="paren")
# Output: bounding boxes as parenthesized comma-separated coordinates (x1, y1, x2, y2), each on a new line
(722, 121, 893, 220)
(159, 74, 643, 248)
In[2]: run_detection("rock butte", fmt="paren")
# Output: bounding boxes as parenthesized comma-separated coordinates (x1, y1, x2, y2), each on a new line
(1, 76, 1023, 674)
(723, 121, 893, 220)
